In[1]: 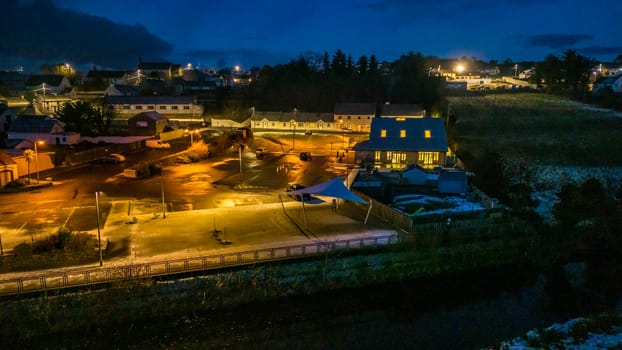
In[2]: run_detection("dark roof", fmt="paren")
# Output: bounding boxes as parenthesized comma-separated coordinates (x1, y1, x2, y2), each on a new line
(354, 117, 447, 152)
(5, 139, 32, 149)
(9, 115, 62, 133)
(129, 111, 169, 121)
(103, 95, 195, 105)
(87, 70, 128, 79)
(0, 150, 16, 165)
(253, 111, 333, 123)
(138, 61, 173, 70)
(107, 84, 140, 95)
(26, 74, 66, 87)
(380, 103, 424, 117)
(334, 103, 376, 115)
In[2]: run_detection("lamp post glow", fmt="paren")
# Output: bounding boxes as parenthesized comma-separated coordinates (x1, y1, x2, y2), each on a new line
(34, 140, 44, 182)
(95, 191, 103, 266)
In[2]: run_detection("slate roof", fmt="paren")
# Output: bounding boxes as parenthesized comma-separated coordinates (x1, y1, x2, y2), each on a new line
(103, 95, 195, 105)
(354, 117, 447, 152)
(0, 150, 16, 165)
(137, 61, 173, 70)
(380, 103, 424, 117)
(25, 74, 66, 87)
(8, 115, 63, 133)
(334, 103, 376, 115)
(129, 111, 169, 121)
(87, 70, 128, 79)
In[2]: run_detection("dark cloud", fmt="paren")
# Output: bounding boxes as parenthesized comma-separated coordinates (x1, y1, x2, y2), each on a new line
(523, 34, 594, 48)
(0, 0, 171, 69)
(577, 46, 622, 56)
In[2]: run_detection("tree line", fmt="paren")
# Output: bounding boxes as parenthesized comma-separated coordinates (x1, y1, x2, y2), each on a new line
(229, 50, 448, 115)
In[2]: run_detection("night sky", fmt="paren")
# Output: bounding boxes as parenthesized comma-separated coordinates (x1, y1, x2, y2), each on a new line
(3, 0, 622, 71)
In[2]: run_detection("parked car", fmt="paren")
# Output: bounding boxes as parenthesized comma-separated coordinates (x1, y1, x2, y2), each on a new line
(304, 130, 312, 135)
(286, 182, 311, 201)
(99, 153, 126, 164)
(299, 152, 311, 161)
(146, 139, 171, 149)
(255, 147, 268, 159)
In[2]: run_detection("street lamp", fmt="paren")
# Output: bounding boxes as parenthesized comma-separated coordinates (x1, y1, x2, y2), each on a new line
(160, 162, 166, 219)
(95, 191, 103, 266)
(34, 140, 44, 182)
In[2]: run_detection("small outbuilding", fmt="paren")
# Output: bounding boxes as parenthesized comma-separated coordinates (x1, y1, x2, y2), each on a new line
(127, 111, 170, 137)
(437, 169, 468, 195)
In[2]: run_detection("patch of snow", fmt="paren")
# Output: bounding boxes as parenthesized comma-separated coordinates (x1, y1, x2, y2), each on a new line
(498, 317, 622, 350)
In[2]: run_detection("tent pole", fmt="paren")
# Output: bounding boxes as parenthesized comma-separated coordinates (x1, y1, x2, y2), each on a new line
(364, 200, 373, 224)
(302, 198, 308, 230)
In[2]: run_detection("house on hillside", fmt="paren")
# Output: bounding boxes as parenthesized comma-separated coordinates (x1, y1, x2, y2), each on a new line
(127, 111, 170, 136)
(103, 95, 203, 118)
(333, 103, 376, 132)
(380, 103, 425, 118)
(7, 115, 75, 145)
(7, 115, 79, 145)
(249, 110, 334, 132)
(137, 59, 183, 80)
(86, 70, 129, 86)
(26, 75, 72, 95)
(105, 84, 140, 97)
(0, 151, 18, 187)
(0, 71, 28, 95)
(353, 117, 448, 169)
(592, 75, 622, 94)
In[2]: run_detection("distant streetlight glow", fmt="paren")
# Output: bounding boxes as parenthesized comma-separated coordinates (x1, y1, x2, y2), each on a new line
(34, 140, 44, 182)
(455, 64, 465, 74)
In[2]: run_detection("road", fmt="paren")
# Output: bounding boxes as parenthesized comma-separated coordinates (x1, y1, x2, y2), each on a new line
(0, 132, 366, 254)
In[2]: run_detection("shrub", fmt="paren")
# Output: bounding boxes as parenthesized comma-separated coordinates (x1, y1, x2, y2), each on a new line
(4, 179, 28, 188)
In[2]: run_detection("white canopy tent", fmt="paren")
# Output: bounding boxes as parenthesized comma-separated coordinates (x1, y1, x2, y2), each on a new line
(282, 177, 373, 228)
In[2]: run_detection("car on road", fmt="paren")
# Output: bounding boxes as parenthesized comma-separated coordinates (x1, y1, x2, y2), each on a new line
(304, 130, 312, 135)
(98, 153, 126, 164)
(299, 152, 311, 161)
(255, 147, 268, 159)
(286, 182, 311, 201)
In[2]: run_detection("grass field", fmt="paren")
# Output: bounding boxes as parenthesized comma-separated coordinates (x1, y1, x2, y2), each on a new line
(449, 93, 622, 167)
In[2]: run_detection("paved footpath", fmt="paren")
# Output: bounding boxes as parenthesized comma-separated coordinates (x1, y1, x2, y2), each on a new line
(0, 198, 397, 282)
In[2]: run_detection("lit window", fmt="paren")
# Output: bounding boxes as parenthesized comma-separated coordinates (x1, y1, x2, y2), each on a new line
(374, 151, 381, 161)
(396, 117, 406, 121)
(380, 129, 387, 138)
(424, 130, 431, 138)
(400, 130, 406, 138)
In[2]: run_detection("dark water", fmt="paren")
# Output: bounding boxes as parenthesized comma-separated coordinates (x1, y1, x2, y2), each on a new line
(33, 261, 622, 350)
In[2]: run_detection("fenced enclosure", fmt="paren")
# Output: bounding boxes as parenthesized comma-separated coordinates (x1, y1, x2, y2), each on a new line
(0, 234, 396, 296)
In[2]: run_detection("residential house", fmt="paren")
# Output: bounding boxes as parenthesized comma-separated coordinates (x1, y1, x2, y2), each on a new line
(250, 111, 334, 133)
(0, 71, 29, 95)
(353, 117, 448, 169)
(33, 95, 73, 114)
(0, 150, 18, 187)
(7, 115, 79, 145)
(137, 59, 183, 80)
(592, 74, 622, 94)
(5, 139, 33, 151)
(25, 74, 72, 95)
(105, 84, 140, 97)
(380, 103, 425, 119)
(437, 168, 468, 195)
(182, 69, 224, 92)
(103, 95, 204, 119)
(333, 103, 376, 132)
(127, 111, 170, 136)
(86, 70, 129, 85)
